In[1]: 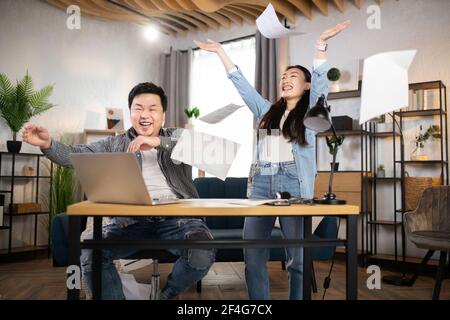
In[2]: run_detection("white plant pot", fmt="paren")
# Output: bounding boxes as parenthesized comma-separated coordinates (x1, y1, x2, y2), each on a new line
(330, 81, 340, 93)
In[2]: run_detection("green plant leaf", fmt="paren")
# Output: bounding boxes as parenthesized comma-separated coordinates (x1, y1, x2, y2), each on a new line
(0, 72, 55, 134)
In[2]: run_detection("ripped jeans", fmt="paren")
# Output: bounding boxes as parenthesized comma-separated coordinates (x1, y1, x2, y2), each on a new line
(80, 218, 215, 300)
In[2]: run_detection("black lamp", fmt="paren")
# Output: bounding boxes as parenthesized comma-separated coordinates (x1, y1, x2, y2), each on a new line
(304, 94, 346, 205)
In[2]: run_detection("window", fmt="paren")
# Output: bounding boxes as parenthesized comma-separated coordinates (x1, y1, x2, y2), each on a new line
(190, 37, 256, 178)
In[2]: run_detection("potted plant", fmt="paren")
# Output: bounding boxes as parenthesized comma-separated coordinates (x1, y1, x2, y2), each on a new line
(325, 135, 345, 171)
(377, 164, 385, 177)
(0, 72, 55, 153)
(411, 125, 441, 160)
(327, 67, 341, 93)
(184, 106, 200, 128)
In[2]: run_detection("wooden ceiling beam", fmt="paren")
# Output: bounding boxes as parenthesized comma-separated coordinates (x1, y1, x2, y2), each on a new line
(174, 0, 198, 10)
(332, 0, 345, 13)
(312, 0, 328, 16)
(221, 6, 255, 25)
(217, 8, 244, 26)
(352, 0, 361, 9)
(288, 0, 312, 19)
(184, 11, 221, 30)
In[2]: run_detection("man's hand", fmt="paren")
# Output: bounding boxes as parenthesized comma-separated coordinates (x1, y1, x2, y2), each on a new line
(22, 124, 52, 149)
(127, 136, 160, 153)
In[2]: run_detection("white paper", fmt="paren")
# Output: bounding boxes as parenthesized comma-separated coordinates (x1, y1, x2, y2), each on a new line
(119, 272, 152, 300)
(256, 3, 303, 39)
(119, 259, 153, 272)
(359, 50, 417, 124)
(179, 198, 282, 207)
(171, 129, 240, 180)
(199, 103, 244, 124)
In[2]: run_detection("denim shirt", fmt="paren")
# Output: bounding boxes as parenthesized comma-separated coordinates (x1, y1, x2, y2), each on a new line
(227, 62, 330, 198)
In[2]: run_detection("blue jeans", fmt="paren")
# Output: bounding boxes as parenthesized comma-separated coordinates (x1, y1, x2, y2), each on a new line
(81, 218, 215, 300)
(244, 161, 304, 300)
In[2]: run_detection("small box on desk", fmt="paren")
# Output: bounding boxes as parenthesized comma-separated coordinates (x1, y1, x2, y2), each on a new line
(331, 116, 354, 131)
(10, 203, 42, 214)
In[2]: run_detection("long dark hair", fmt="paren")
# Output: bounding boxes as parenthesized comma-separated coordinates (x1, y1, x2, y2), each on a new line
(258, 65, 311, 145)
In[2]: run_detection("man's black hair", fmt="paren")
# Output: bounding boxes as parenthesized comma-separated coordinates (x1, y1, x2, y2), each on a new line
(128, 82, 167, 112)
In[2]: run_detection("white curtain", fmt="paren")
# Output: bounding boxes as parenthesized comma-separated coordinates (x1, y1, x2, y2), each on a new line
(190, 37, 256, 178)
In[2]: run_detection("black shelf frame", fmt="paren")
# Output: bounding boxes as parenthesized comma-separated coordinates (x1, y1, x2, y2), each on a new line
(316, 124, 372, 266)
(0, 152, 53, 257)
(368, 80, 448, 264)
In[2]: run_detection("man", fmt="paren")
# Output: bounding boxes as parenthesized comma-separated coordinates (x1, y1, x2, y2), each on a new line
(22, 82, 215, 300)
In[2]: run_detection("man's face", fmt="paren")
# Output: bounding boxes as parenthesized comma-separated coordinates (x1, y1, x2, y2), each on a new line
(130, 93, 164, 137)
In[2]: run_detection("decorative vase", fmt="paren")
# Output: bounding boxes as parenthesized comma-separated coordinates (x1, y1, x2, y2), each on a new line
(7, 140, 22, 154)
(411, 145, 428, 161)
(330, 81, 340, 93)
(185, 118, 194, 129)
(377, 169, 385, 177)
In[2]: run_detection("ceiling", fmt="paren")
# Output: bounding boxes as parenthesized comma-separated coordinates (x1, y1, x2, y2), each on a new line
(46, 0, 384, 37)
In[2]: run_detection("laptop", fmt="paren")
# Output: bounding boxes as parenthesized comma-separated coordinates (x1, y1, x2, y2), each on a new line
(70, 153, 180, 205)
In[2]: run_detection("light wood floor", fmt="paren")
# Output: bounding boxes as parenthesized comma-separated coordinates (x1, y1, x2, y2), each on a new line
(0, 258, 449, 300)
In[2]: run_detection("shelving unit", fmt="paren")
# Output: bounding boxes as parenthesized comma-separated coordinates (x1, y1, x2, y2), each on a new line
(368, 80, 448, 264)
(0, 152, 53, 258)
(368, 120, 403, 261)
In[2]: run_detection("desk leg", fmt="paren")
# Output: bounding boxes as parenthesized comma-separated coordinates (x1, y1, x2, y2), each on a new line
(346, 215, 358, 300)
(303, 216, 312, 300)
(67, 216, 80, 300)
(92, 216, 103, 300)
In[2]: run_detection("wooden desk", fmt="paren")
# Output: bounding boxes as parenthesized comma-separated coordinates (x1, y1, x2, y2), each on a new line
(67, 200, 359, 300)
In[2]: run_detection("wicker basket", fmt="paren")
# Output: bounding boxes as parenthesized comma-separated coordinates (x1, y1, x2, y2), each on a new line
(404, 176, 441, 211)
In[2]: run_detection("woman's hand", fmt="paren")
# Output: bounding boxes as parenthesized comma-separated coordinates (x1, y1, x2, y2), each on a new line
(320, 20, 351, 42)
(127, 136, 160, 153)
(193, 39, 236, 72)
(22, 124, 52, 149)
(193, 39, 223, 53)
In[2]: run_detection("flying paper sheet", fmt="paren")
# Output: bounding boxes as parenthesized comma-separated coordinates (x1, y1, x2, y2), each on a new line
(171, 129, 240, 180)
(256, 3, 302, 39)
(359, 50, 417, 124)
(199, 103, 244, 124)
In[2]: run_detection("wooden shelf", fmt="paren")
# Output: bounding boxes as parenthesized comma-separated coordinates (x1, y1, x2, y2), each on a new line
(0, 175, 51, 179)
(0, 152, 44, 156)
(395, 160, 448, 164)
(368, 220, 402, 226)
(373, 131, 401, 137)
(5, 211, 49, 217)
(369, 177, 401, 181)
(395, 109, 445, 117)
(0, 226, 10, 230)
(0, 245, 48, 255)
(328, 81, 362, 100)
(317, 130, 370, 137)
(0, 190, 12, 193)
(409, 80, 445, 90)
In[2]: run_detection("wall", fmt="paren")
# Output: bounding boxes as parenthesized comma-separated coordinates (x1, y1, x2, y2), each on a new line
(0, 0, 169, 249)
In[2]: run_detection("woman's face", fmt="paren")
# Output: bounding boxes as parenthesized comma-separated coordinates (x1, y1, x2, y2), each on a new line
(279, 67, 311, 100)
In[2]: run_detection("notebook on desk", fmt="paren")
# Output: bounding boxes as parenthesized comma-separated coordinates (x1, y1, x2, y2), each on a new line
(70, 153, 180, 205)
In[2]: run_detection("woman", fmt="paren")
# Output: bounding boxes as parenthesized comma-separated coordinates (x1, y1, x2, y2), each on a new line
(194, 20, 350, 300)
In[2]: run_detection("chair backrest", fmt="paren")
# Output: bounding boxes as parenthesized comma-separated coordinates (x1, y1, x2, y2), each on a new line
(411, 186, 450, 232)
(194, 177, 247, 229)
